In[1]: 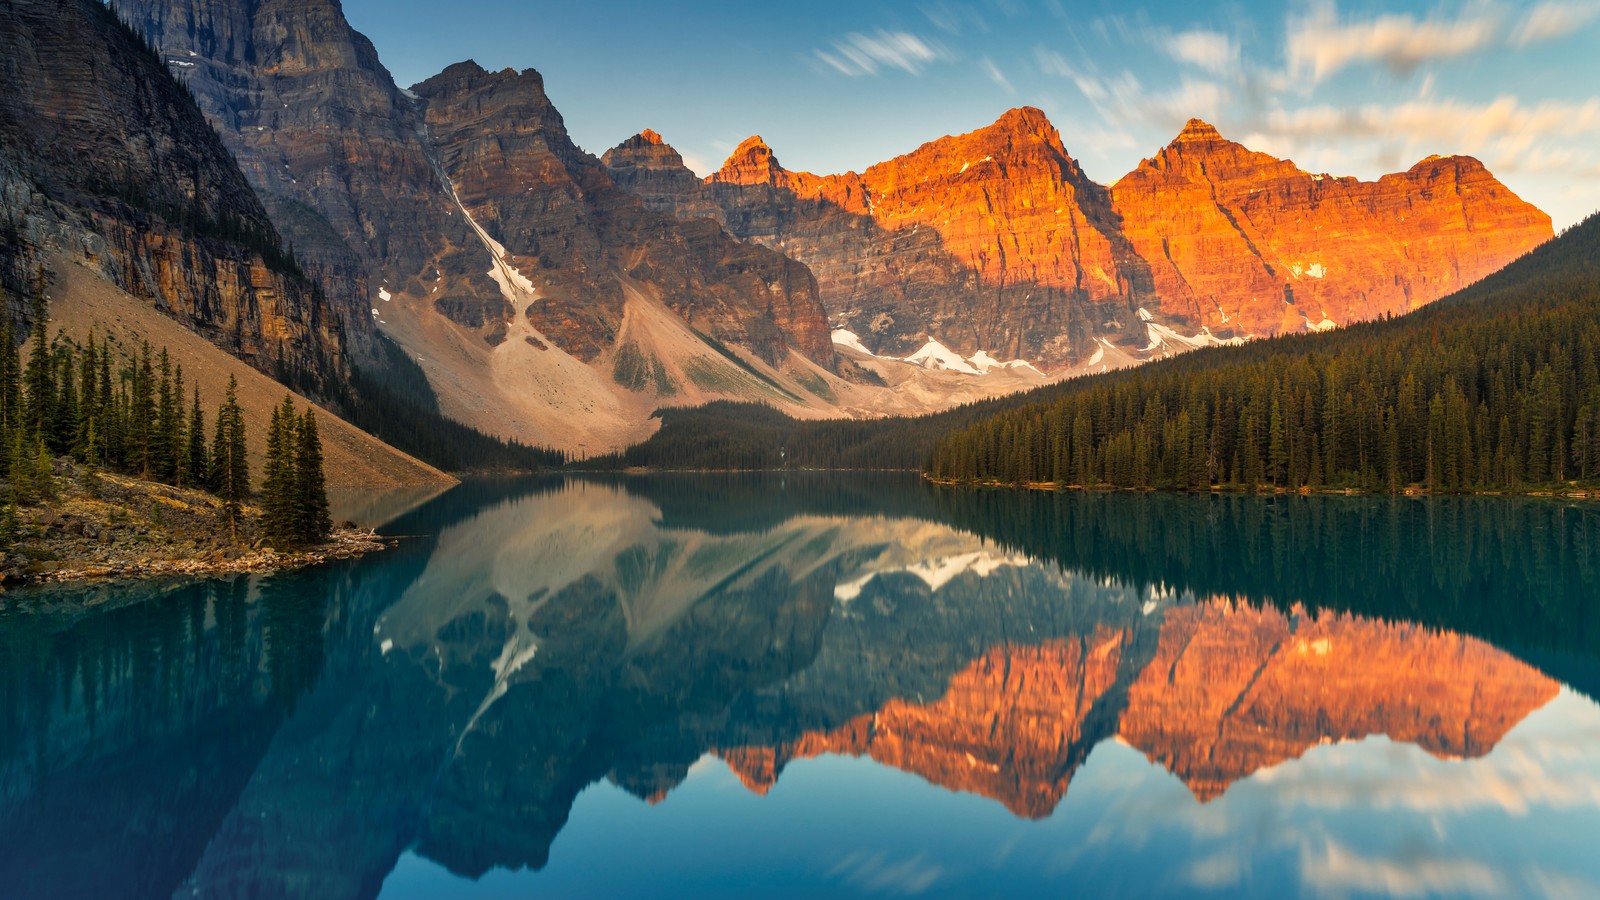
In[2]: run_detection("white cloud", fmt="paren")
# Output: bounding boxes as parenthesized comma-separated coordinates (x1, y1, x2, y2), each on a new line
(1247, 95, 1600, 174)
(979, 57, 1015, 93)
(1163, 29, 1239, 76)
(1287, 3, 1500, 83)
(1287, 2, 1600, 83)
(1515, 1, 1600, 45)
(1302, 838, 1509, 897)
(815, 30, 952, 78)
(921, 0, 990, 35)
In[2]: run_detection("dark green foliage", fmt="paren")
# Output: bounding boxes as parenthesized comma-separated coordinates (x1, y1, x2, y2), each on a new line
(929, 212, 1600, 492)
(211, 376, 249, 533)
(186, 386, 207, 488)
(22, 273, 52, 442)
(294, 410, 330, 544)
(0, 498, 17, 551)
(614, 214, 1600, 483)
(260, 395, 331, 548)
(261, 396, 298, 546)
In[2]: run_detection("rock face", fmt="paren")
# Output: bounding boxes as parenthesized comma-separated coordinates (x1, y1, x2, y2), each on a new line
(411, 62, 830, 364)
(1118, 603, 1558, 801)
(1109, 119, 1555, 335)
(721, 628, 1135, 818)
(608, 111, 1551, 367)
(717, 600, 1560, 812)
(122, 0, 840, 451)
(0, 0, 347, 386)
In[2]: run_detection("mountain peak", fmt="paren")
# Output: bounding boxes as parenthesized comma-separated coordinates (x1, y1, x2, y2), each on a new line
(602, 129, 688, 173)
(711, 135, 784, 185)
(1174, 118, 1225, 143)
(996, 106, 1052, 131)
(733, 134, 773, 156)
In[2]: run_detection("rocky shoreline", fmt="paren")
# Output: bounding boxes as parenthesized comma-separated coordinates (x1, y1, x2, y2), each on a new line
(1, 461, 393, 588)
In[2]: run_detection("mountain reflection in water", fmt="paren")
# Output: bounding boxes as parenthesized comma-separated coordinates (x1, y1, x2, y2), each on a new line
(1, 474, 1597, 899)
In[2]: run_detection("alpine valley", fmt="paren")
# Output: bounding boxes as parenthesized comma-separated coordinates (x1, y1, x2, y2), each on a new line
(71, 0, 1552, 457)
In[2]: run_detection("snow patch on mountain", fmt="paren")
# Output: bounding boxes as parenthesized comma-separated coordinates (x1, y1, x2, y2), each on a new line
(832, 330, 1047, 378)
(834, 549, 1032, 602)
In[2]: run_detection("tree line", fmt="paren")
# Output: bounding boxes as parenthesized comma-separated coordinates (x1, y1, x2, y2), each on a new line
(1, 275, 330, 545)
(928, 213, 1600, 493)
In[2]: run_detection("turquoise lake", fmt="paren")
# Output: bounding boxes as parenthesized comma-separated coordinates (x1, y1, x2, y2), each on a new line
(3, 474, 1598, 898)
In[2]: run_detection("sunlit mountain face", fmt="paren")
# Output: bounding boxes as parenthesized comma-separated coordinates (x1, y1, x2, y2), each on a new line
(2, 476, 1597, 898)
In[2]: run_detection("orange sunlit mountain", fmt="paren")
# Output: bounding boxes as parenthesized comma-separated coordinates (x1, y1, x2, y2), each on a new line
(716, 601, 1559, 813)
(610, 110, 1551, 365)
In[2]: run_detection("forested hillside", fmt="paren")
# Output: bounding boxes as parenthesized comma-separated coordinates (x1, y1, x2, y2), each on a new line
(930, 212, 1600, 492)
(614, 213, 1595, 488)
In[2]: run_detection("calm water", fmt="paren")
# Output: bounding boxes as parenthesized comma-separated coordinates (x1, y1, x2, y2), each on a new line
(3, 475, 1599, 899)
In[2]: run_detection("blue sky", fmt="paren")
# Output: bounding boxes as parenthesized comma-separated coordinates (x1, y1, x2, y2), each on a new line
(344, 0, 1600, 228)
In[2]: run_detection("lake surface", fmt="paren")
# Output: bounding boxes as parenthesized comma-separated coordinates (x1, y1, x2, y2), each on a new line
(3, 474, 1599, 899)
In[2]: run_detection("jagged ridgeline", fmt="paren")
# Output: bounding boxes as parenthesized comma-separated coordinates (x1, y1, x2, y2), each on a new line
(929, 212, 1600, 492)
(0, 0, 558, 474)
(615, 212, 1600, 483)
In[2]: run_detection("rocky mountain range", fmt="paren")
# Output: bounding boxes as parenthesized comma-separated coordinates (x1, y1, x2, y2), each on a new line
(2, 0, 1555, 458)
(608, 111, 1552, 368)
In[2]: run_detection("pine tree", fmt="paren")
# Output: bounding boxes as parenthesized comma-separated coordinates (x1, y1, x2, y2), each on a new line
(211, 376, 249, 540)
(22, 273, 52, 441)
(152, 349, 176, 482)
(186, 385, 207, 489)
(294, 407, 331, 544)
(129, 342, 154, 477)
(0, 496, 17, 551)
(261, 394, 297, 546)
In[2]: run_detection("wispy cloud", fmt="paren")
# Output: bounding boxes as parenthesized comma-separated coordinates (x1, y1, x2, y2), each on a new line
(921, 0, 990, 36)
(980, 56, 1015, 93)
(1288, 1, 1600, 84)
(1514, 1, 1600, 46)
(1246, 95, 1600, 173)
(815, 30, 952, 77)
(1287, 3, 1500, 83)
(1162, 29, 1239, 76)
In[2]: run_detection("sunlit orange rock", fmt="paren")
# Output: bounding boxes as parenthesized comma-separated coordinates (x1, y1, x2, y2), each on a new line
(1110, 119, 1553, 335)
(719, 627, 1132, 817)
(611, 110, 1551, 367)
(718, 603, 1560, 814)
(1118, 601, 1561, 801)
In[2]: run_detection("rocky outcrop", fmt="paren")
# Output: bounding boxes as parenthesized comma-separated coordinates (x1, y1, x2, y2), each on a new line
(0, 0, 346, 386)
(609, 111, 1551, 367)
(716, 599, 1559, 813)
(411, 62, 831, 365)
(118, 0, 497, 347)
(721, 628, 1133, 817)
(121, 0, 839, 452)
(122, 0, 833, 367)
(1109, 119, 1554, 334)
(1119, 602, 1560, 800)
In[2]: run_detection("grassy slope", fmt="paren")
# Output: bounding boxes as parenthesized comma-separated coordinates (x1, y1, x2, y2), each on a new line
(50, 258, 456, 491)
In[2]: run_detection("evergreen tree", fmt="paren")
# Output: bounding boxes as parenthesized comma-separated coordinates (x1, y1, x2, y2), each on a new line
(0, 496, 17, 552)
(22, 273, 52, 441)
(128, 342, 155, 477)
(186, 385, 207, 489)
(294, 408, 331, 544)
(261, 394, 298, 546)
(211, 376, 249, 540)
(152, 349, 176, 482)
